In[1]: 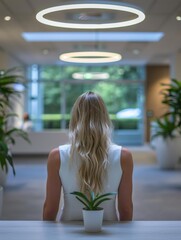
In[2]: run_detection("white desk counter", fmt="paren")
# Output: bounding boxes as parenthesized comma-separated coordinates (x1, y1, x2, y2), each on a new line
(0, 221, 181, 240)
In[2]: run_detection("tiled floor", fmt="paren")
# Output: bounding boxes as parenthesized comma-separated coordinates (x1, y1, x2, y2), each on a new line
(1, 147, 181, 220)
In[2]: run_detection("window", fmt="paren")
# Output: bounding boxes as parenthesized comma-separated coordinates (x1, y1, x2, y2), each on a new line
(27, 64, 145, 145)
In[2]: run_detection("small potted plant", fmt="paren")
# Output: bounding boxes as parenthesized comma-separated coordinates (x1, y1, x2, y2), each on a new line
(71, 190, 116, 232)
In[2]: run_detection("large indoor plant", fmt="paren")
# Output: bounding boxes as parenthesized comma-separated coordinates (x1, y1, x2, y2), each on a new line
(0, 67, 30, 185)
(152, 79, 181, 169)
(71, 190, 116, 232)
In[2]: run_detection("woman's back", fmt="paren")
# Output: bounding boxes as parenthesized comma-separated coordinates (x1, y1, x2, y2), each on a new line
(43, 92, 133, 222)
(59, 144, 122, 221)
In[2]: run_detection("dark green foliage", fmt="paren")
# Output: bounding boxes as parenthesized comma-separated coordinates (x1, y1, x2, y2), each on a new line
(153, 116, 177, 139)
(0, 68, 30, 175)
(43, 117, 139, 130)
(152, 79, 181, 139)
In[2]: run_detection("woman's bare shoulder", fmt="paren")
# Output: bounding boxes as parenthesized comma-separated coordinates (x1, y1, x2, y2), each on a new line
(49, 147, 60, 158)
(120, 147, 133, 170)
(47, 147, 60, 169)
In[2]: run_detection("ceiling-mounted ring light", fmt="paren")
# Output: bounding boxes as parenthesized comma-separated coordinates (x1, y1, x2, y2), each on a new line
(36, 3, 145, 29)
(59, 51, 122, 63)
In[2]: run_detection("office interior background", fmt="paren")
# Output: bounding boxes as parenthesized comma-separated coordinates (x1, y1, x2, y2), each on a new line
(0, 0, 181, 220)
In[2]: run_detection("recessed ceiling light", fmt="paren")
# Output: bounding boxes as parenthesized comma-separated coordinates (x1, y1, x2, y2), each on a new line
(42, 49, 49, 55)
(36, 3, 145, 29)
(59, 51, 122, 63)
(72, 72, 110, 80)
(4, 16, 11, 21)
(133, 49, 140, 55)
(176, 15, 181, 21)
(0, 70, 5, 75)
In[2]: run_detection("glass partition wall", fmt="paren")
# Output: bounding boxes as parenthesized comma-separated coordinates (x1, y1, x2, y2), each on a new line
(27, 64, 145, 145)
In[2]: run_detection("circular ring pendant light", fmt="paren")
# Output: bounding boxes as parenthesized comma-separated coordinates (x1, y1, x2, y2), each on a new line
(59, 51, 122, 63)
(36, 3, 145, 29)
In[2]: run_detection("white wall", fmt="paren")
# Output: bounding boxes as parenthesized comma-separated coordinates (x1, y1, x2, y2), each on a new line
(11, 131, 69, 155)
(0, 48, 22, 69)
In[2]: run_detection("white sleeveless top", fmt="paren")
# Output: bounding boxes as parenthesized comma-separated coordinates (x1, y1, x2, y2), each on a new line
(59, 144, 122, 221)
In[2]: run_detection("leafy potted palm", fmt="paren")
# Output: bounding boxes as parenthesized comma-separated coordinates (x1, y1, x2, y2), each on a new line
(71, 190, 116, 232)
(152, 79, 181, 169)
(0, 67, 30, 186)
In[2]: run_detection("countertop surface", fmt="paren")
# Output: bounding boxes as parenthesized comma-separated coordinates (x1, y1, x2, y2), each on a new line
(0, 221, 181, 240)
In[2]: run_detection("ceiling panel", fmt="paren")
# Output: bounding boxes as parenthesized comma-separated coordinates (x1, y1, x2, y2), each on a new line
(0, 0, 181, 65)
(1, 0, 33, 14)
(149, 0, 181, 14)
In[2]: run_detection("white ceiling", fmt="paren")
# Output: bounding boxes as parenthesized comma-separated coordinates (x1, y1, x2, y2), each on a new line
(0, 0, 181, 66)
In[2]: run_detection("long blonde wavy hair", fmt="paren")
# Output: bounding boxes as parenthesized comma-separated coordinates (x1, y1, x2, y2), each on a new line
(69, 91, 112, 194)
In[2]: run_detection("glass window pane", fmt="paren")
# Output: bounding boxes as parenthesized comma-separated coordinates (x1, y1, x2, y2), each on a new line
(43, 82, 61, 129)
(40, 65, 145, 81)
(27, 64, 145, 145)
(64, 82, 141, 131)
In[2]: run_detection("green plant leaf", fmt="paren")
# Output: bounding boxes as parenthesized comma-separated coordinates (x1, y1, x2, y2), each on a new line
(152, 111, 178, 139)
(89, 190, 95, 201)
(70, 191, 90, 205)
(93, 198, 112, 209)
(0, 154, 8, 173)
(6, 154, 16, 175)
(75, 196, 90, 210)
(70, 190, 116, 210)
(92, 192, 116, 205)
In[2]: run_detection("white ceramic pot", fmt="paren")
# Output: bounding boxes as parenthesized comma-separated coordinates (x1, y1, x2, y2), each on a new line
(82, 208, 104, 232)
(154, 136, 181, 169)
(0, 186, 3, 218)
